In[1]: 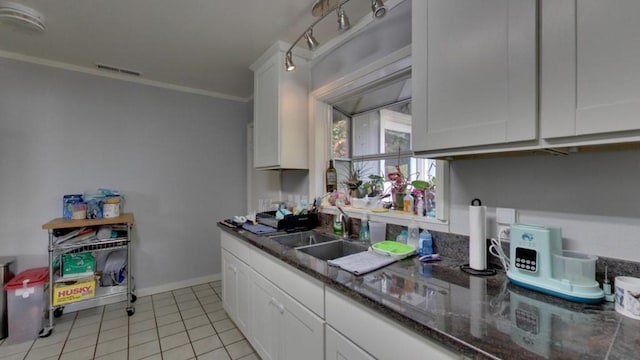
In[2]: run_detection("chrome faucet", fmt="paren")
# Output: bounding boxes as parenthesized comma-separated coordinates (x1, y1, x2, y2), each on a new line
(336, 205, 350, 239)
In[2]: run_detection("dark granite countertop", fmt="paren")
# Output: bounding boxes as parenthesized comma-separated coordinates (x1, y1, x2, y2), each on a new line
(218, 224, 640, 360)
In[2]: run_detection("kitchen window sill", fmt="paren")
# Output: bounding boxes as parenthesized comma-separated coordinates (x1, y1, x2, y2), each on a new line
(320, 205, 449, 233)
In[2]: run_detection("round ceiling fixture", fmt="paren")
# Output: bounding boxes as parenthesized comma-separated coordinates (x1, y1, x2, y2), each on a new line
(0, 1, 45, 33)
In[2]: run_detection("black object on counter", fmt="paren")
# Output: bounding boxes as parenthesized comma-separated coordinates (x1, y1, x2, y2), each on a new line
(257, 211, 318, 232)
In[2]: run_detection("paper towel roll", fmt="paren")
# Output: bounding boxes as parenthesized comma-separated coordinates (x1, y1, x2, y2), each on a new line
(469, 203, 487, 271)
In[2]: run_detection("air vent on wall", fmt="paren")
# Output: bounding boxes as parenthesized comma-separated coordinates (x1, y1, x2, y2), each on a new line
(95, 63, 142, 77)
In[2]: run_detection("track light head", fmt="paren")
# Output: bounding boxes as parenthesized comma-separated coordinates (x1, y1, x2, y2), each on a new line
(304, 29, 319, 50)
(285, 51, 296, 72)
(337, 6, 350, 32)
(371, 0, 386, 18)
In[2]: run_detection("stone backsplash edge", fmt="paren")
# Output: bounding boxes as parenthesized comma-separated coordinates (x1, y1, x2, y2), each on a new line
(318, 213, 640, 280)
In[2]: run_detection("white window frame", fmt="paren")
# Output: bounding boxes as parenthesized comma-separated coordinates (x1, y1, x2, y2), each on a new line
(308, 46, 449, 231)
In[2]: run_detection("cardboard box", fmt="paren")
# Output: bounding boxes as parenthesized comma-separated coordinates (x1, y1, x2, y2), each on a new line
(53, 277, 95, 306)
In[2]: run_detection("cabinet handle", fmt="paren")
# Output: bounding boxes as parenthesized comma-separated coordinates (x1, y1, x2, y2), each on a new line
(227, 264, 237, 273)
(268, 297, 285, 314)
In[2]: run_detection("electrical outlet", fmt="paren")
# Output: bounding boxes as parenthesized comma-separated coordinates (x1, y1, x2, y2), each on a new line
(497, 224, 510, 241)
(496, 207, 516, 225)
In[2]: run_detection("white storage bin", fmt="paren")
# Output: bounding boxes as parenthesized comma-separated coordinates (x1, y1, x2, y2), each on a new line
(4, 267, 48, 343)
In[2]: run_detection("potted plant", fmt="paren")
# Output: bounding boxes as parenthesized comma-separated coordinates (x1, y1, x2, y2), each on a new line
(343, 162, 365, 199)
(387, 164, 411, 210)
(363, 174, 385, 198)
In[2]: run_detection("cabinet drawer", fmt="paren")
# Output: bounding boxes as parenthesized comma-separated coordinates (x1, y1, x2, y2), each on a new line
(250, 249, 324, 317)
(221, 232, 254, 264)
(326, 288, 460, 360)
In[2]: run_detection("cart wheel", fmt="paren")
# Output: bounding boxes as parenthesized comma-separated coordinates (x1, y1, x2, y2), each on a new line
(127, 308, 135, 316)
(54, 308, 64, 318)
(130, 294, 137, 303)
(39, 327, 53, 338)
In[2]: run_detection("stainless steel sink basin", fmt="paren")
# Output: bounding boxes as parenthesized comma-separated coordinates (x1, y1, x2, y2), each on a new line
(296, 239, 369, 261)
(268, 230, 339, 248)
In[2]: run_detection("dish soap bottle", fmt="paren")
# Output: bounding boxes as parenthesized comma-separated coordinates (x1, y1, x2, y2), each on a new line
(333, 215, 343, 236)
(359, 215, 370, 243)
(407, 221, 419, 249)
(419, 230, 433, 256)
(403, 192, 414, 214)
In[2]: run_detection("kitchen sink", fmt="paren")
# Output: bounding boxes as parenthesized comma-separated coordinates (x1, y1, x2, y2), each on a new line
(268, 230, 339, 248)
(296, 239, 369, 261)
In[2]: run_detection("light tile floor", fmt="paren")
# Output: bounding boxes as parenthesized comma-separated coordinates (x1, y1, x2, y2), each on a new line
(0, 280, 260, 360)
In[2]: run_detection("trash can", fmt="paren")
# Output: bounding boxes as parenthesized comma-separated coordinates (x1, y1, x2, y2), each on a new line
(4, 267, 48, 343)
(0, 257, 16, 340)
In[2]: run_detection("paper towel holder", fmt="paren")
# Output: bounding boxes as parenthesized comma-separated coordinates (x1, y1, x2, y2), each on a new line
(461, 198, 497, 276)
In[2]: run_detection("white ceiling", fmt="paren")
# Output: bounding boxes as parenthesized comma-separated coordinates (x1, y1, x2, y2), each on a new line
(0, 0, 375, 101)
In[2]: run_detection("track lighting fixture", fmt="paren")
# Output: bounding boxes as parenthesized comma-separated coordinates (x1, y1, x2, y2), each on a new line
(285, 0, 388, 71)
(304, 29, 319, 50)
(285, 51, 296, 72)
(337, 6, 350, 32)
(371, 0, 386, 18)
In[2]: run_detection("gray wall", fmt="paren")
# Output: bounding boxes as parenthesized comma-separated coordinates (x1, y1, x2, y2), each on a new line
(0, 58, 250, 290)
(450, 151, 640, 262)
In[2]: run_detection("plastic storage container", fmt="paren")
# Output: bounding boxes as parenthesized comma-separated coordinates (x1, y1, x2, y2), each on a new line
(0, 257, 16, 340)
(4, 267, 49, 343)
(369, 221, 386, 245)
(407, 221, 419, 249)
(359, 215, 370, 243)
(552, 251, 597, 285)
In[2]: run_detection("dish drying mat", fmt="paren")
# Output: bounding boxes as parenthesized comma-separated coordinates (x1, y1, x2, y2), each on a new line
(241, 223, 277, 235)
(328, 251, 397, 276)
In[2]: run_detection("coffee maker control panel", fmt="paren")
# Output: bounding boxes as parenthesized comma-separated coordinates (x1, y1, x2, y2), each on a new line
(515, 247, 538, 273)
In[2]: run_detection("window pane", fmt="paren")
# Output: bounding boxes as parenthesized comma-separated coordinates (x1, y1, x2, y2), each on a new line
(384, 129, 411, 153)
(332, 109, 350, 159)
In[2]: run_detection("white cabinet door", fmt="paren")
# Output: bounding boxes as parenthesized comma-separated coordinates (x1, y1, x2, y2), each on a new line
(278, 284, 324, 360)
(253, 56, 280, 168)
(251, 270, 324, 360)
(250, 271, 280, 360)
(221, 249, 237, 318)
(412, 0, 537, 151)
(221, 249, 251, 336)
(326, 326, 375, 360)
(251, 43, 309, 170)
(541, 0, 640, 138)
(235, 259, 251, 336)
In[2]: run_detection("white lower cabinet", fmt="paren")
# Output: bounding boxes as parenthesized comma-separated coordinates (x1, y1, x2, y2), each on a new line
(221, 231, 461, 360)
(326, 326, 375, 360)
(221, 231, 324, 360)
(221, 249, 251, 336)
(251, 271, 324, 360)
(222, 249, 251, 333)
(326, 288, 460, 360)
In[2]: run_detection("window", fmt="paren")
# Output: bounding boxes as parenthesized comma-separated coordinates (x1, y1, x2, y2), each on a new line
(330, 100, 440, 218)
(312, 47, 448, 229)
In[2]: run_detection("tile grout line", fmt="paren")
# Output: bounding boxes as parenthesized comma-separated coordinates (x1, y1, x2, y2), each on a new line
(90, 305, 106, 360)
(54, 310, 79, 360)
(152, 294, 162, 360)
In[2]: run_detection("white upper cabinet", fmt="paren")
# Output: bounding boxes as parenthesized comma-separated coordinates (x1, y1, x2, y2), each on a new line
(251, 42, 309, 169)
(541, 0, 640, 138)
(412, 0, 537, 152)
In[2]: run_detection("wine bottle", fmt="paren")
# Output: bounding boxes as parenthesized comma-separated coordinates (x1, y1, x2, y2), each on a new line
(326, 160, 337, 192)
